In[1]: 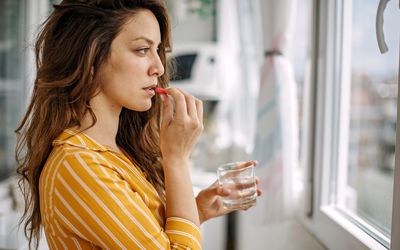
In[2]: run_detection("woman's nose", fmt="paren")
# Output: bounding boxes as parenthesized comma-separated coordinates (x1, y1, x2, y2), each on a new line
(149, 53, 165, 77)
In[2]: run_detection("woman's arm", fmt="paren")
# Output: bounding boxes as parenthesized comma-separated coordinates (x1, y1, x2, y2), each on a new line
(159, 87, 203, 227)
(164, 158, 199, 225)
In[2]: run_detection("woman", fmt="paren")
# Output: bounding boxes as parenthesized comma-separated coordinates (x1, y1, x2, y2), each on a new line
(16, 0, 261, 249)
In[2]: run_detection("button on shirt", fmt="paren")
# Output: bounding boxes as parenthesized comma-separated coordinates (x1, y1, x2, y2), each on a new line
(39, 129, 202, 249)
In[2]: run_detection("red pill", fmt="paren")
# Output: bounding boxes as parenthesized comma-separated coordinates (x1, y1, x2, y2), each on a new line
(155, 87, 167, 94)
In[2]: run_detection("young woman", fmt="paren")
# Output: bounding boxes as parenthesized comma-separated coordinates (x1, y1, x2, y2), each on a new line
(16, 0, 261, 249)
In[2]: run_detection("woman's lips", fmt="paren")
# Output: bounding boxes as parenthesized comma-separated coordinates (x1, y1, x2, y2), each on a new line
(143, 86, 155, 96)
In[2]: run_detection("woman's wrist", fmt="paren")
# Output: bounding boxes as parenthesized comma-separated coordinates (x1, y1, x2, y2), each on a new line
(162, 156, 190, 169)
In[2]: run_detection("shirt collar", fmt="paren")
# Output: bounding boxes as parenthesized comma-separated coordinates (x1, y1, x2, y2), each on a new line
(52, 128, 111, 152)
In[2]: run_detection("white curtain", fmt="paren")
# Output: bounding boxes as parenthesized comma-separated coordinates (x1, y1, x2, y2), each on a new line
(251, 0, 299, 224)
(215, 0, 299, 224)
(214, 0, 263, 159)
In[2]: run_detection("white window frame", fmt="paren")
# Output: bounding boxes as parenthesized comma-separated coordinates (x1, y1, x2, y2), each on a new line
(300, 0, 400, 249)
(25, 0, 50, 100)
(391, 27, 400, 250)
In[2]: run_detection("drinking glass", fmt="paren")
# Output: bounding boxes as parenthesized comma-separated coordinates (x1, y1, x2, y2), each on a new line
(217, 162, 257, 209)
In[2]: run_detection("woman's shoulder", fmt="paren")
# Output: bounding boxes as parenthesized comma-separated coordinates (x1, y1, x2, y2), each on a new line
(41, 134, 122, 198)
(45, 129, 117, 171)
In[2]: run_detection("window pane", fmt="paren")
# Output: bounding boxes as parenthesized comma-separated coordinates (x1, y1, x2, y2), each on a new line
(0, 0, 25, 181)
(344, 0, 398, 238)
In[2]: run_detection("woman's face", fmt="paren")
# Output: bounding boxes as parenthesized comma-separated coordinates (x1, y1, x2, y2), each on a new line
(95, 9, 164, 112)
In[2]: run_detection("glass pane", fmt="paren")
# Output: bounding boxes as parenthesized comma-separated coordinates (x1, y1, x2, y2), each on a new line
(0, 0, 25, 181)
(345, 0, 399, 238)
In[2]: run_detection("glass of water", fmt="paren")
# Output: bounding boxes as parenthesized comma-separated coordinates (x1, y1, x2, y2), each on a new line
(217, 162, 257, 210)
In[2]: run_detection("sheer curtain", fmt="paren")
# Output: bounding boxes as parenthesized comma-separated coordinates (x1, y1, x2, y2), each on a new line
(235, 0, 301, 247)
(248, 0, 299, 224)
(216, 0, 299, 225)
(214, 0, 262, 159)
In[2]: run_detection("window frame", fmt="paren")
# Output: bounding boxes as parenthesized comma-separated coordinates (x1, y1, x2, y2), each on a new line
(300, 0, 399, 249)
(391, 36, 400, 250)
(0, 1, 49, 178)
(2, 0, 50, 249)
(25, 0, 50, 99)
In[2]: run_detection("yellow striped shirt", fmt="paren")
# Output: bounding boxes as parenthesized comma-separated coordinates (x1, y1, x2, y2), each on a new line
(39, 129, 202, 249)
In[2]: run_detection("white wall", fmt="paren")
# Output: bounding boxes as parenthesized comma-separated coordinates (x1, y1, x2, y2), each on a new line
(166, 0, 216, 44)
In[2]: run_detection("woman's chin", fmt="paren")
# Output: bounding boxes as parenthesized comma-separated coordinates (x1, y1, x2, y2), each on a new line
(125, 102, 152, 112)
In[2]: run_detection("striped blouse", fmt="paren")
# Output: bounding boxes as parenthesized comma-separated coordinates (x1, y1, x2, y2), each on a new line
(39, 129, 202, 249)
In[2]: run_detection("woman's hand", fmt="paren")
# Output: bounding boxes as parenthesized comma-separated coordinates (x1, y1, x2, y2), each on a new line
(196, 162, 262, 224)
(159, 87, 203, 165)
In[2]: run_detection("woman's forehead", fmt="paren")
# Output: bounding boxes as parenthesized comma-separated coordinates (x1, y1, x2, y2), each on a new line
(117, 9, 161, 44)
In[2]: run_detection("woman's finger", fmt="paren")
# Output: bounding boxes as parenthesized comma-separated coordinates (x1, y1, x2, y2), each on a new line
(230, 180, 256, 190)
(195, 98, 203, 125)
(216, 186, 231, 196)
(164, 87, 187, 120)
(238, 203, 254, 211)
(177, 88, 197, 119)
(233, 160, 257, 170)
(160, 93, 174, 129)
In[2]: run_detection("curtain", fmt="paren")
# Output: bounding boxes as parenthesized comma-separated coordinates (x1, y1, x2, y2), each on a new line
(214, 0, 263, 161)
(251, 0, 299, 224)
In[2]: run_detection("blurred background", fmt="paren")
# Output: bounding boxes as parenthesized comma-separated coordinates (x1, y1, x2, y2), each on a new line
(0, 0, 399, 249)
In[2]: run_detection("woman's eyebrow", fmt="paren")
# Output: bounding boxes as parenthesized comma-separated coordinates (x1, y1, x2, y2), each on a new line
(131, 36, 161, 46)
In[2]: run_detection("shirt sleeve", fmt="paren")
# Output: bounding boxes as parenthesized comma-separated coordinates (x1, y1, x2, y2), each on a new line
(51, 152, 202, 250)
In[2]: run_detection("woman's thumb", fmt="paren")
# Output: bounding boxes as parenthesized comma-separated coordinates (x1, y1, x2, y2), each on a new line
(217, 186, 231, 196)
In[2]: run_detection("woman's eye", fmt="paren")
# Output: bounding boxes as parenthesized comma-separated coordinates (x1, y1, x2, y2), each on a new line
(136, 48, 150, 55)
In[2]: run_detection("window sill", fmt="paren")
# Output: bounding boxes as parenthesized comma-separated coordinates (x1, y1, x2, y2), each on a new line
(303, 206, 388, 250)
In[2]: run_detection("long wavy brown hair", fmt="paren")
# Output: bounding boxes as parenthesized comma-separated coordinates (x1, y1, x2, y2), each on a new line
(15, 0, 172, 248)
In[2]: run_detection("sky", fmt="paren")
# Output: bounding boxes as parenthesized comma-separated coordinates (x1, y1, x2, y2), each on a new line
(351, 0, 399, 78)
(292, 0, 399, 80)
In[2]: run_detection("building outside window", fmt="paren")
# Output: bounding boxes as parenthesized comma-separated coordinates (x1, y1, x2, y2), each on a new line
(345, 0, 398, 238)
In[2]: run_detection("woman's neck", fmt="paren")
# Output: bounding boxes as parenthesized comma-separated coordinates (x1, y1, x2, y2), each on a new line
(79, 92, 122, 152)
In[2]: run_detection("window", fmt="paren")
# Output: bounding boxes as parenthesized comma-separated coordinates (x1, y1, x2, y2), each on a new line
(339, 0, 398, 240)
(302, 0, 399, 249)
(0, 0, 50, 183)
(0, 0, 26, 181)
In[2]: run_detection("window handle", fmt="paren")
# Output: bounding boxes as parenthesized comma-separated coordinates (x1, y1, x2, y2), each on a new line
(376, 0, 390, 53)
